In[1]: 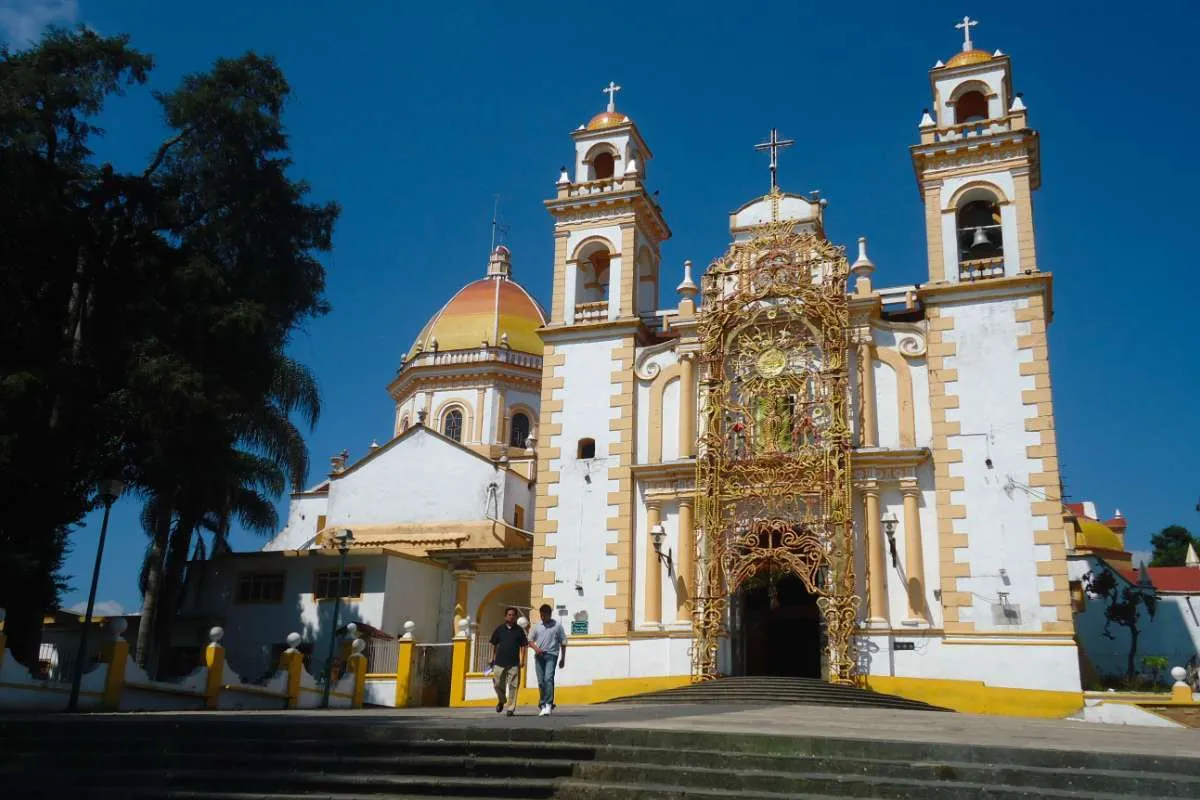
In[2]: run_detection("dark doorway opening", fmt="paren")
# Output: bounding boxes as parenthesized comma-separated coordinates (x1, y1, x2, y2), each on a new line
(731, 573, 823, 678)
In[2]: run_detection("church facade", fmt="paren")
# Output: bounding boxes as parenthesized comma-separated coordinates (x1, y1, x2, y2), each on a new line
(190, 25, 1084, 708)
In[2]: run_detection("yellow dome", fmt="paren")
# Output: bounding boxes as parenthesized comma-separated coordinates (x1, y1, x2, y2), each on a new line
(587, 110, 630, 130)
(945, 49, 993, 68)
(407, 269, 546, 361)
(1077, 519, 1124, 552)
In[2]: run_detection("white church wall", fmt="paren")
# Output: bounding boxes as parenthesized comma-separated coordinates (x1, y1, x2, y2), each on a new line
(661, 378, 681, 461)
(860, 632, 1081, 693)
(502, 469, 534, 527)
(941, 297, 1047, 633)
(543, 338, 622, 630)
(380, 556, 446, 640)
(911, 358, 932, 447)
(481, 386, 497, 445)
(635, 380, 651, 464)
(534, 636, 692, 688)
(934, 66, 1010, 124)
(263, 493, 328, 551)
(872, 358, 900, 450)
(325, 430, 501, 527)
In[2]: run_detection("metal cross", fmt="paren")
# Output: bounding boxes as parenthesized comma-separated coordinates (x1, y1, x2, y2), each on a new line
(754, 128, 794, 191)
(603, 81, 621, 112)
(955, 15, 978, 51)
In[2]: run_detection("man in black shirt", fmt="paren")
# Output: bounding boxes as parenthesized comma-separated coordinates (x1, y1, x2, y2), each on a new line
(488, 606, 527, 716)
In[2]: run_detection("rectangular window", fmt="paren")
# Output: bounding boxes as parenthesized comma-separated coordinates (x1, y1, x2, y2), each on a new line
(313, 568, 365, 601)
(513, 505, 525, 530)
(236, 572, 285, 604)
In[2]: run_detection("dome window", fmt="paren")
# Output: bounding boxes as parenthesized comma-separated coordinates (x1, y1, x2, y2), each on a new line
(509, 412, 531, 449)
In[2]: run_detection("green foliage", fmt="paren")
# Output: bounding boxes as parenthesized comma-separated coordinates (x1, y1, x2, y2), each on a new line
(1149, 525, 1198, 567)
(0, 27, 338, 668)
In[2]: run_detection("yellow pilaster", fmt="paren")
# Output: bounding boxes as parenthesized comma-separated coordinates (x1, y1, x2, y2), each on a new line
(278, 649, 302, 708)
(676, 499, 695, 623)
(644, 503, 662, 625)
(449, 629, 469, 707)
(203, 638, 225, 710)
(452, 569, 476, 631)
(348, 651, 367, 709)
(859, 341, 878, 447)
(678, 354, 696, 458)
(474, 388, 485, 443)
(101, 638, 129, 710)
(394, 637, 416, 707)
(863, 484, 888, 625)
(901, 481, 928, 624)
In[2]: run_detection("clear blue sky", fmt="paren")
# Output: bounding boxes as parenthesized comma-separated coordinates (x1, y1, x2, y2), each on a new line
(6, 1, 1195, 614)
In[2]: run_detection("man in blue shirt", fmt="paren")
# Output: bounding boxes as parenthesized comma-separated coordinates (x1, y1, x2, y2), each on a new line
(528, 603, 567, 716)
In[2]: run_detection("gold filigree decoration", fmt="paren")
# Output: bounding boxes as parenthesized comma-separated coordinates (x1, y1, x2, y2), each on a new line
(691, 226, 859, 685)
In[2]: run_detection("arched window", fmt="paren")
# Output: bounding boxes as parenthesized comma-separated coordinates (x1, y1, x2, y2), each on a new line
(593, 151, 615, 180)
(509, 412, 531, 448)
(577, 438, 596, 459)
(574, 242, 613, 308)
(956, 198, 1004, 264)
(954, 91, 989, 124)
(442, 409, 464, 442)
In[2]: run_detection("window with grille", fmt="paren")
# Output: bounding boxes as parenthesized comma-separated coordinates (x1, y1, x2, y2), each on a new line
(313, 568, 365, 600)
(443, 409, 464, 442)
(236, 572, 285, 604)
(509, 412, 531, 448)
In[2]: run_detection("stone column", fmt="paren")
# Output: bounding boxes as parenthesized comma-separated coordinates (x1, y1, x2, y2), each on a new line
(859, 341, 878, 447)
(679, 353, 696, 458)
(676, 498, 695, 623)
(451, 567, 477, 632)
(644, 502, 663, 625)
(863, 484, 888, 626)
(901, 481, 928, 624)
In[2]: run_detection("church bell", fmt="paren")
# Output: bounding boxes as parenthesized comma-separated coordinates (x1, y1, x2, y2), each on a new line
(970, 226, 991, 250)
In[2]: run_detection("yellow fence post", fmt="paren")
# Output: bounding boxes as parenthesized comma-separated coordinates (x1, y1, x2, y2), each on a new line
(1171, 666, 1195, 704)
(100, 618, 130, 711)
(279, 632, 303, 708)
(449, 618, 469, 708)
(348, 639, 367, 709)
(203, 627, 225, 710)
(394, 621, 416, 708)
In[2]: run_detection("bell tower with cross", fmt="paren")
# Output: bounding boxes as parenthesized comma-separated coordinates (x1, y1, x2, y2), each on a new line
(533, 84, 671, 635)
(912, 15, 1040, 284)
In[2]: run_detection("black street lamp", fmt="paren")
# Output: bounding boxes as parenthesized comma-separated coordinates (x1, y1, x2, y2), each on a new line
(67, 478, 124, 712)
(320, 528, 354, 709)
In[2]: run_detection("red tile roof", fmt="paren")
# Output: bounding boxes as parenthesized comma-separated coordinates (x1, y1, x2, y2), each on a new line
(1119, 566, 1200, 593)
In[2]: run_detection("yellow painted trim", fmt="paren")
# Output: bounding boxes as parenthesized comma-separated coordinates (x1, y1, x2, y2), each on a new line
(875, 347, 915, 448)
(454, 673, 691, 707)
(348, 652, 367, 708)
(449, 636, 469, 706)
(102, 639, 129, 709)
(867, 675, 1082, 718)
(278, 650, 302, 708)
(203, 642, 224, 710)
(943, 178, 1012, 210)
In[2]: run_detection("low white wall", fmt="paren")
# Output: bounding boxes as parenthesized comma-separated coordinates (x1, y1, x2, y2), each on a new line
(364, 677, 397, 707)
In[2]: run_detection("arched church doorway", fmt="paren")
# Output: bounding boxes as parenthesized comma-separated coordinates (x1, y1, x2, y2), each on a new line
(731, 573, 822, 678)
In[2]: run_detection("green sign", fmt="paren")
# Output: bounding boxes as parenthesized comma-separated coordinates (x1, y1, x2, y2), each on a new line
(570, 620, 589, 635)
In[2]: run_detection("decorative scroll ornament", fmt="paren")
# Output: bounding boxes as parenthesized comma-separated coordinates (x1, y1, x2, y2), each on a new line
(692, 223, 859, 685)
(634, 339, 680, 380)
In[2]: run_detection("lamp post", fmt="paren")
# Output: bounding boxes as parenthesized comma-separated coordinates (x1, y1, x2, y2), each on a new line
(881, 511, 899, 569)
(321, 528, 354, 708)
(67, 478, 124, 712)
(651, 523, 674, 574)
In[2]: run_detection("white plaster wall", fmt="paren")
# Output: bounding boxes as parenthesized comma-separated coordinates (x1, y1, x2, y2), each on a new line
(636, 380, 651, 464)
(574, 132, 632, 182)
(860, 632, 1081, 692)
(263, 493, 328, 551)
(325, 429, 503, 527)
(502, 469, 533, 527)
(942, 298, 1046, 632)
(380, 556, 446, 640)
(911, 358, 932, 448)
(481, 386, 496, 445)
(544, 339, 622, 629)
(517, 636, 692, 688)
(872, 359, 900, 450)
(186, 553, 389, 680)
(660, 379, 681, 461)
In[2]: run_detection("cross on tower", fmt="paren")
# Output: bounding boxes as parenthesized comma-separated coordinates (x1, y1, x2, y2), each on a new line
(955, 15, 978, 51)
(754, 128, 794, 192)
(603, 81, 621, 112)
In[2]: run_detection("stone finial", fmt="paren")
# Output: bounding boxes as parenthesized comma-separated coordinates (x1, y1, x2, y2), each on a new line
(919, 109, 936, 128)
(500, 331, 509, 348)
(524, 433, 536, 454)
(1186, 543, 1200, 568)
(345, 622, 359, 639)
(455, 618, 469, 639)
(932, 59, 944, 69)
(285, 632, 302, 653)
(517, 616, 529, 630)
(429, 337, 439, 352)
(368, 439, 380, 451)
(623, 157, 639, 177)
(401, 621, 415, 640)
(1010, 94, 1026, 112)
(676, 260, 699, 318)
(351, 638, 366, 655)
(851, 237, 876, 296)
(416, 410, 428, 425)
(1172, 666, 1187, 684)
(108, 617, 128, 638)
(557, 166, 570, 185)
(209, 626, 224, 644)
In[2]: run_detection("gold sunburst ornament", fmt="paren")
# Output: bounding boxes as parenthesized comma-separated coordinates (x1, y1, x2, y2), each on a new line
(755, 347, 787, 378)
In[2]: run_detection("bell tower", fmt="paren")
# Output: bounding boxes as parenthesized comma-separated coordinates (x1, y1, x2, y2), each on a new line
(533, 83, 671, 635)
(911, 16, 1040, 284)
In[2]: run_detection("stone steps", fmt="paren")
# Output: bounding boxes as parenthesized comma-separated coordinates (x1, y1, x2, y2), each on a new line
(604, 676, 946, 711)
(3, 715, 1194, 799)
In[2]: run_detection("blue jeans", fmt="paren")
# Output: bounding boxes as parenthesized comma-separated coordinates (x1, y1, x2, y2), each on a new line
(534, 653, 558, 707)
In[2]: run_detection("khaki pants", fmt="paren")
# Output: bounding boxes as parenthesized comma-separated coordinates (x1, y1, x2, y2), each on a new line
(493, 665, 520, 712)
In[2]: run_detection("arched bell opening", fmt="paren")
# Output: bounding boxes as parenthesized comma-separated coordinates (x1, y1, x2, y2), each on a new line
(956, 189, 1004, 278)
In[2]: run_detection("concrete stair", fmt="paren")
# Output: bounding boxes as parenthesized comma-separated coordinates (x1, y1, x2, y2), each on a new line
(605, 676, 948, 712)
(3, 715, 1198, 799)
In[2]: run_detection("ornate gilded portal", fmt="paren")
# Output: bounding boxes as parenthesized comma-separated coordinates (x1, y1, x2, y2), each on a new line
(693, 220, 858, 684)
